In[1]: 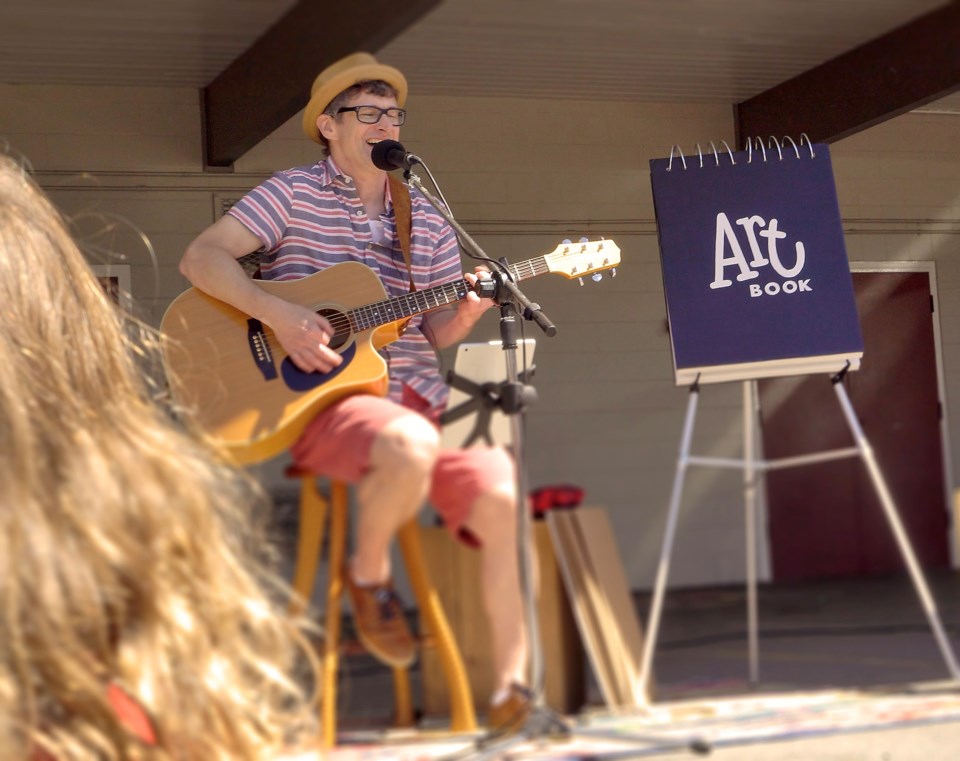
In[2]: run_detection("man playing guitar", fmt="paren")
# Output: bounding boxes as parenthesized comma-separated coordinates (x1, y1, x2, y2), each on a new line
(178, 52, 533, 730)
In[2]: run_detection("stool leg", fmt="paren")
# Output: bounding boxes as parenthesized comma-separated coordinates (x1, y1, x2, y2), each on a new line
(398, 520, 477, 732)
(391, 666, 415, 727)
(321, 482, 349, 749)
(289, 477, 328, 617)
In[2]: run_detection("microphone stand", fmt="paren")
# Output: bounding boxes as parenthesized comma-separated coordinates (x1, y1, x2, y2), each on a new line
(403, 168, 556, 338)
(401, 163, 710, 759)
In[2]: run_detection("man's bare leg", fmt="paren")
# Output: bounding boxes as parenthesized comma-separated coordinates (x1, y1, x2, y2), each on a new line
(351, 413, 440, 583)
(464, 482, 532, 695)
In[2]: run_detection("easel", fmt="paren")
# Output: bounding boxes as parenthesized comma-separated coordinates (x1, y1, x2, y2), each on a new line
(638, 364, 960, 695)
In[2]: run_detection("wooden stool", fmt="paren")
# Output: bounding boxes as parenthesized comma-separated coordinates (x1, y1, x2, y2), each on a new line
(288, 475, 477, 747)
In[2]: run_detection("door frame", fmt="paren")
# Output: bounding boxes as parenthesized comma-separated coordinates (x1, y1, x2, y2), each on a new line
(848, 261, 957, 569)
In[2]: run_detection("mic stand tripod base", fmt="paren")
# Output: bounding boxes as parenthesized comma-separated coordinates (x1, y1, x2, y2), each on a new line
(441, 700, 710, 760)
(402, 163, 704, 757)
(435, 325, 708, 759)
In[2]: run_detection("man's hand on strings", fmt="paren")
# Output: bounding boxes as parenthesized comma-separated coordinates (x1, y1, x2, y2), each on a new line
(461, 266, 497, 322)
(266, 299, 342, 373)
(422, 266, 498, 349)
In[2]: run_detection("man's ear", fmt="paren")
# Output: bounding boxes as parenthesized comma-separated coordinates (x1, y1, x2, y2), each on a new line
(318, 114, 336, 141)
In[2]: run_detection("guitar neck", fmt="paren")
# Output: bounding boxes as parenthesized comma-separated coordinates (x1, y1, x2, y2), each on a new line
(346, 256, 549, 332)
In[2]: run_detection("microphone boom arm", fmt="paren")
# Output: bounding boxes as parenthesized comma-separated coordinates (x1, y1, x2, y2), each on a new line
(403, 169, 557, 337)
(404, 170, 493, 265)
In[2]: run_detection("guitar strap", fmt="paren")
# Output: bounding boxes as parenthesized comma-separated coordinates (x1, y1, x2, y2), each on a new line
(387, 174, 416, 337)
(387, 175, 416, 293)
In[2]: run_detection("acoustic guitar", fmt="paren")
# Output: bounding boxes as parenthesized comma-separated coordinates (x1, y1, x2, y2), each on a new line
(161, 239, 620, 464)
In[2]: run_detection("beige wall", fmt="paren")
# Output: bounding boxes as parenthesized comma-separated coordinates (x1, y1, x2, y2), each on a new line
(3, 83, 959, 589)
(833, 115, 960, 569)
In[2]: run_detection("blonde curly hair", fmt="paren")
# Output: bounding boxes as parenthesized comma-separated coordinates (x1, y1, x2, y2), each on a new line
(0, 156, 318, 760)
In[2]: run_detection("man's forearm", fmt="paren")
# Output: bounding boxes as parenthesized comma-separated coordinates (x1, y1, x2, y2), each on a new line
(422, 307, 481, 350)
(180, 245, 283, 326)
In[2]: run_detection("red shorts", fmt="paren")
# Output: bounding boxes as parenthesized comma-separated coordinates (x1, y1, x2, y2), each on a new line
(291, 388, 515, 546)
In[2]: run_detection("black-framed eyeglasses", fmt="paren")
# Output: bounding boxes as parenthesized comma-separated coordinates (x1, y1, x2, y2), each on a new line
(336, 105, 406, 126)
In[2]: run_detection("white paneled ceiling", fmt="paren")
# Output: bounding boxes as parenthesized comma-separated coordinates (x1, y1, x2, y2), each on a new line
(0, 0, 298, 87)
(382, 0, 954, 105)
(0, 0, 957, 112)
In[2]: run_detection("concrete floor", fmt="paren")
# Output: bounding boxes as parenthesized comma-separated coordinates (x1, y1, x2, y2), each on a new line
(320, 569, 960, 758)
(645, 571, 960, 697)
(269, 495, 960, 757)
(324, 571, 960, 715)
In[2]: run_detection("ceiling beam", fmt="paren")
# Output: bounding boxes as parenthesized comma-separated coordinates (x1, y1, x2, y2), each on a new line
(202, 0, 442, 169)
(735, 1, 960, 146)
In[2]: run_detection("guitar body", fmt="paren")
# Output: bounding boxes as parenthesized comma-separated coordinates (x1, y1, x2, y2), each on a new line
(161, 262, 399, 464)
(160, 238, 621, 464)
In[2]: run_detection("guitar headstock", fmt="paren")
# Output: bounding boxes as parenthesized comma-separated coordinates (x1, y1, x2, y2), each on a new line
(544, 238, 621, 280)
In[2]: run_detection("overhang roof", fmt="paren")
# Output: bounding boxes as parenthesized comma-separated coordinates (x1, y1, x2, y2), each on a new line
(2, 0, 957, 166)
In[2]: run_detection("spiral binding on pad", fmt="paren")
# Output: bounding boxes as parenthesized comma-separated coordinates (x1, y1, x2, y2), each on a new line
(666, 133, 814, 171)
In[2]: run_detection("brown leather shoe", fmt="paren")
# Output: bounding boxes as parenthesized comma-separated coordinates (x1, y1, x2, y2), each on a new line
(487, 683, 533, 734)
(344, 570, 416, 668)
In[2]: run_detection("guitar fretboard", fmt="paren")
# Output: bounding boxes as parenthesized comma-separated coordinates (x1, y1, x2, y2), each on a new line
(347, 256, 550, 332)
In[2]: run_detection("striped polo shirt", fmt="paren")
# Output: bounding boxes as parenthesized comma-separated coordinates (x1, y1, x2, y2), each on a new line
(227, 157, 463, 410)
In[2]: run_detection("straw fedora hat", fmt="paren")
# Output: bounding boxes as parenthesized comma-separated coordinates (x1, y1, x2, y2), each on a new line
(302, 52, 408, 144)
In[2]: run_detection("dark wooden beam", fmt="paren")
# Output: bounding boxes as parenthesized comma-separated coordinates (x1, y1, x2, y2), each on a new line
(735, 1, 960, 146)
(202, 0, 442, 169)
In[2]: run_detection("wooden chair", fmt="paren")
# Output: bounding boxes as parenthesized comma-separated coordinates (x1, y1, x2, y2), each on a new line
(287, 473, 477, 747)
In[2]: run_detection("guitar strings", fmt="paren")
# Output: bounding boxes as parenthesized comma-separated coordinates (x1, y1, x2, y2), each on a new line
(241, 257, 556, 358)
(295, 257, 557, 337)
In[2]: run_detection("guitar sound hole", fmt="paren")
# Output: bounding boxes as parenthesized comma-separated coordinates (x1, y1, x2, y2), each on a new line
(317, 308, 351, 351)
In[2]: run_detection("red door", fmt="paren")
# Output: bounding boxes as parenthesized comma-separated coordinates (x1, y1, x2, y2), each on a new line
(759, 271, 950, 582)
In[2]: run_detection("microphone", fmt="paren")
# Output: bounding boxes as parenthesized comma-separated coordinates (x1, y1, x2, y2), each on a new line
(371, 139, 422, 171)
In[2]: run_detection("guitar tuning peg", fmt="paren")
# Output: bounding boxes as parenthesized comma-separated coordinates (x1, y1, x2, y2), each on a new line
(592, 272, 603, 283)
(561, 238, 572, 244)
(612, 267, 617, 278)
(578, 277, 585, 287)
(578, 236, 589, 243)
